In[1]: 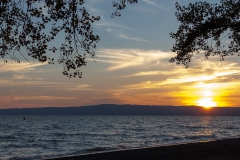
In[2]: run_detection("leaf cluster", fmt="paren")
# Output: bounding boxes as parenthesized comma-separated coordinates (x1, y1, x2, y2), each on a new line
(170, 0, 240, 67)
(111, 0, 138, 17)
(0, 0, 137, 78)
(0, 0, 101, 78)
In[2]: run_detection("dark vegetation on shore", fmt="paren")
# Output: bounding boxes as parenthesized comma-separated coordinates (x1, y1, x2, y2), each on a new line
(1, 104, 240, 116)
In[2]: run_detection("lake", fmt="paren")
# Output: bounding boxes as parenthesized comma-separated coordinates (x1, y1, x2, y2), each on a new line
(1, 116, 240, 160)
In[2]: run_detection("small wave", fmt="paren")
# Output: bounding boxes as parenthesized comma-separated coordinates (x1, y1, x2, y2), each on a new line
(6, 153, 66, 160)
(53, 133, 66, 136)
(26, 139, 35, 142)
(85, 147, 107, 152)
(7, 155, 42, 160)
(116, 145, 126, 150)
(162, 138, 171, 142)
(84, 145, 126, 153)
(185, 134, 216, 140)
(218, 130, 228, 133)
(132, 128, 146, 132)
(53, 132, 81, 136)
(185, 126, 208, 129)
(224, 126, 238, 129)
(1, 135, 18, 140)
(172, 136, 182, 140)
(3, 144, 22, 149)
(52, 124, 61, 129)
(162, 136, 183, 142)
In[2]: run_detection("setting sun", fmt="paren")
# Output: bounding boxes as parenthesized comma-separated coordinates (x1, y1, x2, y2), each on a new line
(197, 98, 216, 109)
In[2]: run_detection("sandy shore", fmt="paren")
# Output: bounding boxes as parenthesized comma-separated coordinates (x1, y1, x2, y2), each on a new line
(48, 138, 240, 160)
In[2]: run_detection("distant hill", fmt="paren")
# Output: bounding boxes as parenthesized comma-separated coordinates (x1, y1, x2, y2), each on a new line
(1, 104, 240, 116)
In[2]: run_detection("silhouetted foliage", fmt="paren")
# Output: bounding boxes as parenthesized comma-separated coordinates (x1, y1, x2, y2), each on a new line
(170, 0, 240, 67)
(0, 0, 137, 78)
(111, 0, 138, 17)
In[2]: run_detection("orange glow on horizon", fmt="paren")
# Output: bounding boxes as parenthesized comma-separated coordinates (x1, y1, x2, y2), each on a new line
(181, 81, 229, 108)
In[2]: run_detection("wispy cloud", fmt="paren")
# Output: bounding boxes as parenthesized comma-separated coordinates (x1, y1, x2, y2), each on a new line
(97, 49, 173, 71)
(118, 33, 153, 43)
(83, 3, 136, 32)
(84, 4, 104, 15)
(66, 84, 98, 91)
(0, 61, 47, 72)
(125, 68, 240, 90)
(95, 21, 135, 31)
(98, 54, 240, 106)
(0, 78, 95, 91)
(131, 6, 158, 14)
(124, 70, 188, 77)
(12, 95, 76, 100)
(0, 79, 68, 86)
(86, 0, 108, 5)
(12, 74, 32, 80)
(143, 0, 167, 10)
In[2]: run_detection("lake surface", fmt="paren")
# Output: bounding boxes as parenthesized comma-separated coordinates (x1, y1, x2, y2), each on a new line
(1, 116, 240, 160)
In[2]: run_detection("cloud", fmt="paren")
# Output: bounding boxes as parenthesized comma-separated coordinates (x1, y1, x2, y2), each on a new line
(118, 33, 153, 43)
(106, 28, 112, 33)
(0, 61, 47, 72)
(124, 70, 188, 77)
(0, 95, 77, 108)
(11, 74, 32, 80)
(66, 84, 98, 91)
(12, 95, 76, 100)
(131, 6, 158, 14)
(97, 51, 240, 107)
(83, 3, 135, 32)
(0, 78, 63, 85)
(143, 0, 167, 10)
(96, 48, 173, 71)
(84, 4, 104, 15)
(0, 78, 95, 91)
(124, 66, 240, 90)
(86, 0, 108, 5)
(95, 21, 135, 31)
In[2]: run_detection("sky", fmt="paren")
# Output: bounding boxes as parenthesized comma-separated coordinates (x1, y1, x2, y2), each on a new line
(1, 0, 240, 109)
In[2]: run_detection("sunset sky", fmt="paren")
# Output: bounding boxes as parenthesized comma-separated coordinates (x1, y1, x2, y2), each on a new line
(1, 0, 240, 109)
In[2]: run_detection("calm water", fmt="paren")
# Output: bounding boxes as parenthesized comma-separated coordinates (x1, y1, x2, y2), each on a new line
(1, 116, 240, 160)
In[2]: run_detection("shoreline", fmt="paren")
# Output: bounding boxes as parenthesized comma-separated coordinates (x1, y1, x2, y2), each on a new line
(48, 138, 240, 160)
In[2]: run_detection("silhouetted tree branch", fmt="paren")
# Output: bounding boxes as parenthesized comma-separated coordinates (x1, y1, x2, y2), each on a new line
(170, 0, 240, 67)
(0, 0, 137, 78)
(111, 0, 138, 17)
